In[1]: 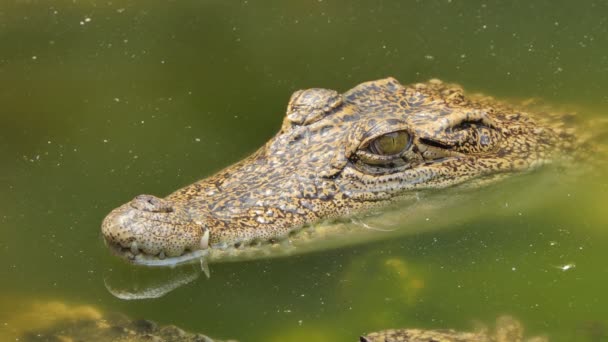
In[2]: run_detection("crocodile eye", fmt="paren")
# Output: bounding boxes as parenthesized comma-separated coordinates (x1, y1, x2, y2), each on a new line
(369, 131, 410, 155)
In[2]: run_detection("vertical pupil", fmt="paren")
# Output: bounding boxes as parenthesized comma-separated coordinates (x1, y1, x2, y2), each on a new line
(372, 131, 408, 155)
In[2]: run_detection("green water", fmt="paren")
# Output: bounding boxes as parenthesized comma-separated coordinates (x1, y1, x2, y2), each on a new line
(1, 0, 607, 341)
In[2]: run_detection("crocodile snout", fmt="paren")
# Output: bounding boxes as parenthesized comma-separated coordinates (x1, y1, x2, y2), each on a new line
(101, 195, 204, 261)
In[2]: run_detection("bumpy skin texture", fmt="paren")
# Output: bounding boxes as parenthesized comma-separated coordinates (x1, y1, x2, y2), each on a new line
(362, 329, 489, 342)
(22, 313, 234, 342)
(361, 315, 548, 342)
(102, 78, 576, 264)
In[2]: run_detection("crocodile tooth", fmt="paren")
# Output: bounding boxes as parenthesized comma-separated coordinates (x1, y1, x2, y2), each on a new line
(200, 257, 210, 278)
(158, 251, 166, 260)
(130, 242, 139, 255)
(200, 229, 210, 250)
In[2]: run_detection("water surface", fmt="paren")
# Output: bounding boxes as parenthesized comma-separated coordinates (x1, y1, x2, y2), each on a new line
(1, 1, 607, 341)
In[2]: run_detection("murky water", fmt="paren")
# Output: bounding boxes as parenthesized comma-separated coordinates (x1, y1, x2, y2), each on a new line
(1, 1, 607, 341)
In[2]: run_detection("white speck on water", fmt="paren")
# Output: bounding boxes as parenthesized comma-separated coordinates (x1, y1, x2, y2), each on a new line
(195, 138, 201, 142)
(161, 60, 166, 64)
(80, 17, 92, 25)
(32, 56, 37, 60)
(113, 98, 120, 102)
(556, 263, 575, 271)
(424, 55, 435, 60)
(511, 267, 517, 271)
(103, 139, 108, 143)
(117, 8, 126, 13)
(549, 241, 558, 246)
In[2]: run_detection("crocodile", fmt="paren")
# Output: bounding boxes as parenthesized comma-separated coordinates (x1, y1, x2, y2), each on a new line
(101, 77, 578, 266)
(360, 315, 547, 342)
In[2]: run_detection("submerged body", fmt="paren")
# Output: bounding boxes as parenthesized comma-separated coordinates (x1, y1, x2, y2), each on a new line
(361, 316, 547, 342)
(102, 78, 578, 266)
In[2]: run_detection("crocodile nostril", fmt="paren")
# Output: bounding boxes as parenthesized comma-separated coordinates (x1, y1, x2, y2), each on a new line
(131, 194, 174, 213)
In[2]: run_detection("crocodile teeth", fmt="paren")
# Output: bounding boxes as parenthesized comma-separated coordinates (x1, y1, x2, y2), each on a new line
(130, 242, 139, 255)
(200, 229, 210, 250)
(200, 257, 210, 278)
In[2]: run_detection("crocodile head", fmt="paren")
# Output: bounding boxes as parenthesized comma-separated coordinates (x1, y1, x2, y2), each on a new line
(102, 78, 575, 265)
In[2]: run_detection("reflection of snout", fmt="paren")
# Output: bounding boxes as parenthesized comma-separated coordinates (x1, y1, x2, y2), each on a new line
(101, 195, 204, 259)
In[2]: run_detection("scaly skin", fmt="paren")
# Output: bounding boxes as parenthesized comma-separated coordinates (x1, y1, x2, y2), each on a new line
(101, 78, 578, 266)
(361, 315, 547, 342)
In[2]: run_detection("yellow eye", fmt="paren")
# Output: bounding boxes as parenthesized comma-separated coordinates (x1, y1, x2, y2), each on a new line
(369, 131, 410, 155)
